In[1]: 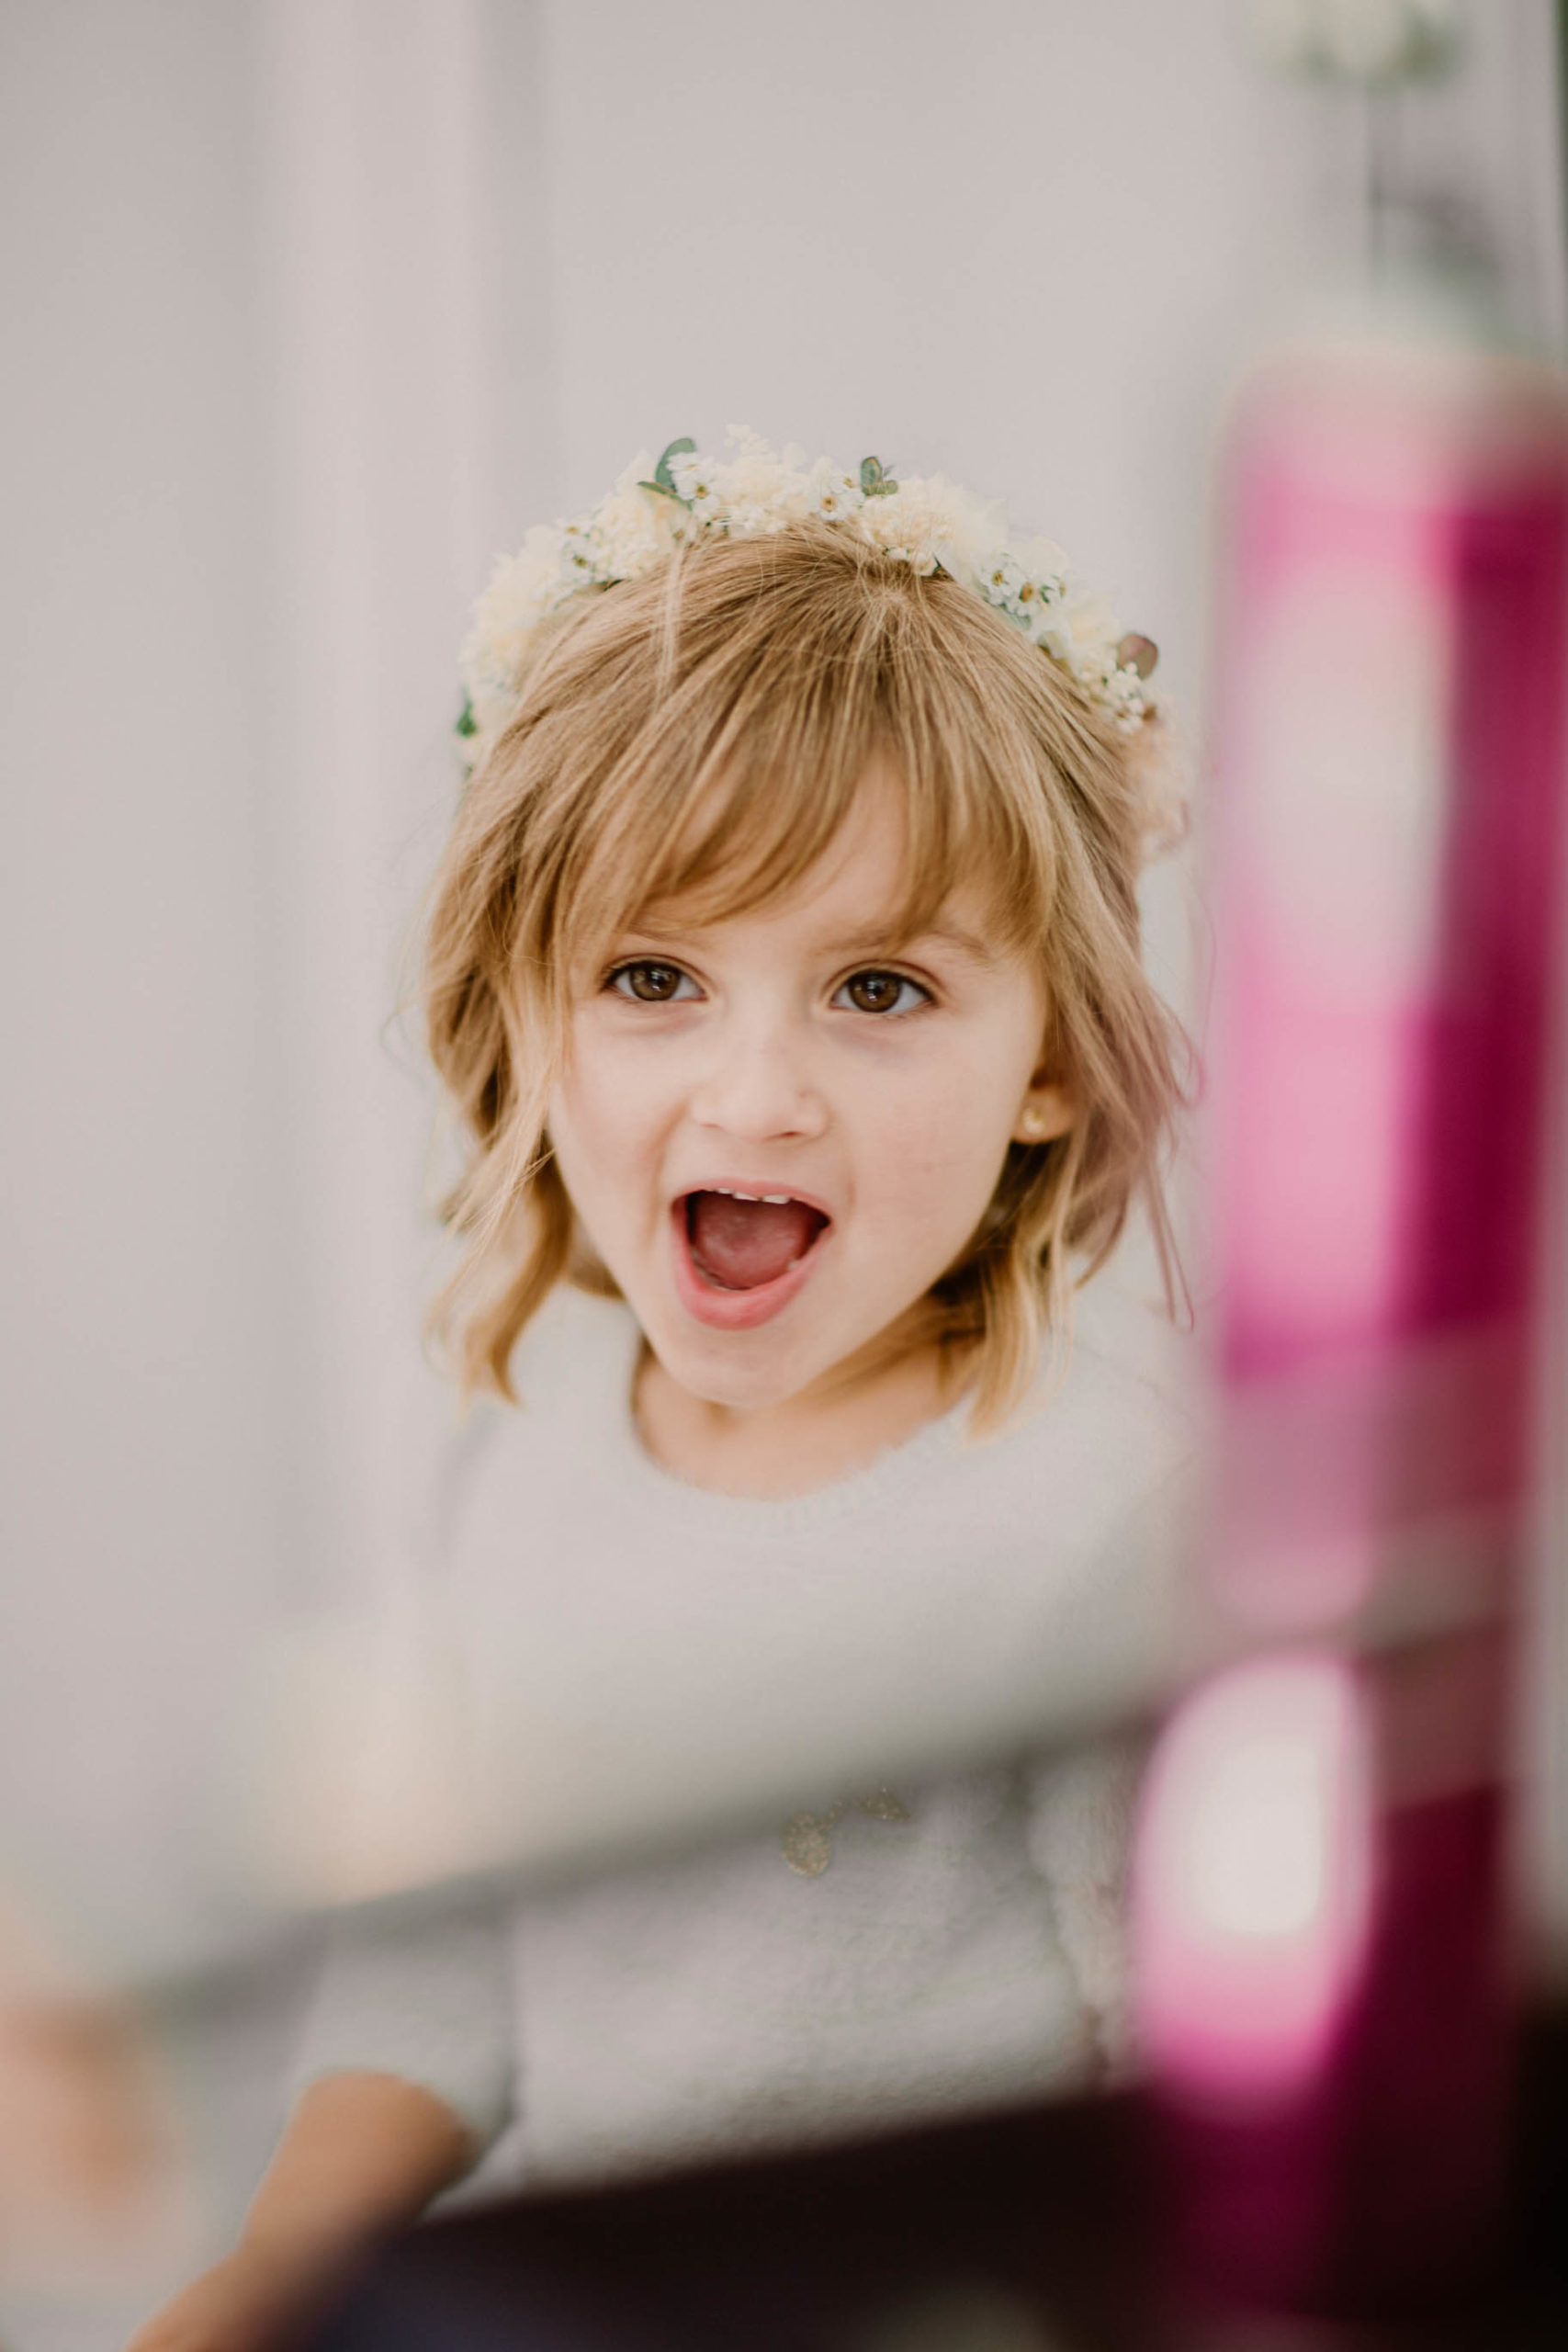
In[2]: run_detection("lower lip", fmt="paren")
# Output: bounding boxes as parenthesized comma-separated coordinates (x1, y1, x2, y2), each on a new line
(668, 1199, 829, 1331)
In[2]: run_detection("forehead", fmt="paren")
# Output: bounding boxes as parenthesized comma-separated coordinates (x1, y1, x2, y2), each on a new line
(623, 761, 1019, 956)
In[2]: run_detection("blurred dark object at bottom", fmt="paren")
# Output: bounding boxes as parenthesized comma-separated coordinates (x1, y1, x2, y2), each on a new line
(302, 2006, 1568, 2350)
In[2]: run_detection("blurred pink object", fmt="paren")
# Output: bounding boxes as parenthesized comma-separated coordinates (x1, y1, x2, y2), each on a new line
(1134, 1654, 1374, 2111)
(1136, 334, 1568, 2323)
(1209, 341, 1568, 1632)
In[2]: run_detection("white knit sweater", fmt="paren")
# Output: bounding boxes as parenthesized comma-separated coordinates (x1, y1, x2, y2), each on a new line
(293, 1278, 1202, 2200)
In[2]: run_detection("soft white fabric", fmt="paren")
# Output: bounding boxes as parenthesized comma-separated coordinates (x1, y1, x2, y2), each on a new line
(292, 1277, 1201, 2198)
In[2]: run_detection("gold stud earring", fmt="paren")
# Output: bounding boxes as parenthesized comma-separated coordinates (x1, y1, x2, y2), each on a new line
(1019, 1105, 1048, 1141)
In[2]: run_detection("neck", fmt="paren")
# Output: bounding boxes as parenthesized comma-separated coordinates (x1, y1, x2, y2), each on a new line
(634, 1329, 974, 1500)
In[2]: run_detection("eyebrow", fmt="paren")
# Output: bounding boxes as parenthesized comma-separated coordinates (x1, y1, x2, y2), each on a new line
(613, 915, 1001, 969)
(825, 922, 1001, 968)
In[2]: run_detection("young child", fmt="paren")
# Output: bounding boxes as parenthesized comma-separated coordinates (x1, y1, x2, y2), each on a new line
(130, 433, 1198, 2349)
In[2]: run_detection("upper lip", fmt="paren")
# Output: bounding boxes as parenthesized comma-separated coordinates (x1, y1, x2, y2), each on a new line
(672, 1179, 835, 1223)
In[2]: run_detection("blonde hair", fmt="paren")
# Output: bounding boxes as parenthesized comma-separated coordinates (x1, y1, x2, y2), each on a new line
(422, 521, 1191, 1435)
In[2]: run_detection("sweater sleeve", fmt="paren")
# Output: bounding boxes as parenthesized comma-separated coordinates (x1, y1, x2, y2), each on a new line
(289, 1884, 516, 2164)
(1022, 1735, 1145, 2086)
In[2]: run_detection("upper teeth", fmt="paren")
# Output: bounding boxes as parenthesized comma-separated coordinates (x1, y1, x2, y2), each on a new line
(710, 1187, 795, 1204)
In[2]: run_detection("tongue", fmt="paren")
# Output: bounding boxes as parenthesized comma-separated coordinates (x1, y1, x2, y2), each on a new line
(687, 1193, 823, 1292)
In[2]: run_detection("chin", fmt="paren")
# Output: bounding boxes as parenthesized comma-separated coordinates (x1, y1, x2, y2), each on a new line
(651, 1322, 827, 1413)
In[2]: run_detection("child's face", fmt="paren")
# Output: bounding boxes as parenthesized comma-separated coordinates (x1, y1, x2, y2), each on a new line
(547, 763, 1073, 1415)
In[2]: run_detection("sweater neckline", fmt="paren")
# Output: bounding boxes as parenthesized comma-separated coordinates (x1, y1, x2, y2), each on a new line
(606, 1309, 986, 1536)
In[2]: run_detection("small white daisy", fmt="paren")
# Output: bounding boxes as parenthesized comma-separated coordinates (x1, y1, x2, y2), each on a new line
(668, 449, 725, 521)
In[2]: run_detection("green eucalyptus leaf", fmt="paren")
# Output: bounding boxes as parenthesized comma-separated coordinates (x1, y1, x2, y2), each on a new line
(455, 695, 478, 738)
(859, 455, 899, 498)
(653, 436, 697, 494)
(637, 478, 682, 503)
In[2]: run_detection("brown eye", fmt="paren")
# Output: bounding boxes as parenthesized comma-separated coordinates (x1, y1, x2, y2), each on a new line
(837, 969, 928, 1016)
(611, 960, 693, 1003)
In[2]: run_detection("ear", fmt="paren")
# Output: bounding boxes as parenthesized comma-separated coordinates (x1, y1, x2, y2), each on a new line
(1011, 1078, 1076, 1148)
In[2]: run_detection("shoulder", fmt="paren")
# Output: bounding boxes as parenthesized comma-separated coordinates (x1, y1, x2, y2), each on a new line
(972, 1272, 1204, 1509)
(1060, 1272, 1205, 1472)
(945, 1277, 1210, 1727)
(431, 1282, 641, 1571)
(506, 1279, 642, 1419)
(452, 1281, 639, 1453)
(913, 1271, 1207, 1684)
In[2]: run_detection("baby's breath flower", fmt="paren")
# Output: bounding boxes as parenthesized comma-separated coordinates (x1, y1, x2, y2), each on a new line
(598, 485, 682, 579)
(716, 432, 813, 534)
(1036, 612, 1076, 663)
(558, 528, 600, 586)
(1102, 665, 1149, 730)
(1062, 590, 1124, 681)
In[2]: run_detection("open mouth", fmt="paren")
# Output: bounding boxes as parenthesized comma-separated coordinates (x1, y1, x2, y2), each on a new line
(670, 1188, 832, 1335)
(682, 1188, 831, 1294)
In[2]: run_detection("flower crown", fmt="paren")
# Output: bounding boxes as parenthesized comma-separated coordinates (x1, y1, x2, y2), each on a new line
(457, 426, 1158, 765)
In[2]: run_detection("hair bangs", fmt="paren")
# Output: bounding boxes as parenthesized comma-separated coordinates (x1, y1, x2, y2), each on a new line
(558, 556, 1059, 973)
(574, 660, 883, 958)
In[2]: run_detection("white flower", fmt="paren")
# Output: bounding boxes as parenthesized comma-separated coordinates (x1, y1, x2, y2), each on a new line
(978, 553, 1027, 611)
(1015, 533, 1070, 595)
(667, 448, 725, 521)
(1009, 576, 1052, 628)
(455, 430, 1157, 748)
(505, 523, 570, 603)
(807, 456, 864, 521)
(558, 526, 601, 587)
(458, 530, 569, 734)
(1061, 590, 1123, 681)
(715, 431, 813, 534)
(590, 480, 685, 580)
(1035, 611, 1076, 663)
(874, 474, 1003, 584)
(1102, 664, 1148, 730)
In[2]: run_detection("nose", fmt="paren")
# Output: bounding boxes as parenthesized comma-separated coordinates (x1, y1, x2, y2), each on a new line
(686, 1007, 829, 1145)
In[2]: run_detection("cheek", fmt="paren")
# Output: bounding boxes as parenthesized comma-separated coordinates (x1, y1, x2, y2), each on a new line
(549, 1052, 629, 1182)
(548, 1027, 683, 1213)
(854, 1050, 1019, 1227)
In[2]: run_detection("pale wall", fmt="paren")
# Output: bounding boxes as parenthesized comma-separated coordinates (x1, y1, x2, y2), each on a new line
(2, 0, 1565, 1985)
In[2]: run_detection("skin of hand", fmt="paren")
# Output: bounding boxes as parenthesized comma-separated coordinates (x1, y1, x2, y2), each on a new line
(0, 1995, 176, 2275)
(123, 2071, 472, 2352)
